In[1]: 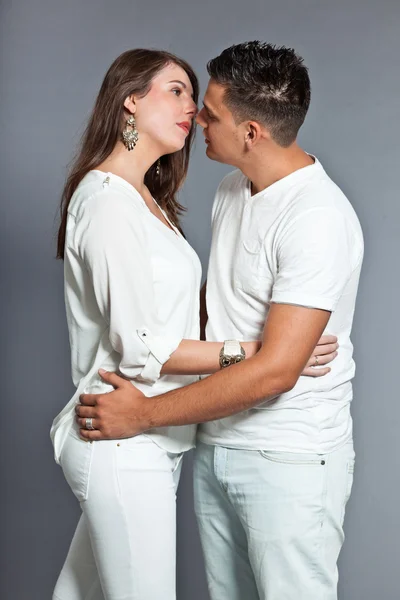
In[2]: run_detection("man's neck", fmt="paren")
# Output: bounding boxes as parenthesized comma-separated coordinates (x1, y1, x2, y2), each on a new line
(239, 143, 314, 196)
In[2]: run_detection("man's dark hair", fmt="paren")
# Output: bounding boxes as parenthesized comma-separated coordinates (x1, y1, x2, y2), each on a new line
(207, 41, 311, 147)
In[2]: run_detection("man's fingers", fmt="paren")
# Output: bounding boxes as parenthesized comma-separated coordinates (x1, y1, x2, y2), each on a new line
(79, 393, 99, 406)
(79, 429, 104, 441)
(75, 404, 97, 418)
(78, 372, 129, 407)
(98, 369, 129, 389)
(76, 417, 98, 430)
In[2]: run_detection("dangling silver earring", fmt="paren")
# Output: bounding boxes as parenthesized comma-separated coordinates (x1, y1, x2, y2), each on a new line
(156, 159, 161, 176)
(122, 115, 139, 151)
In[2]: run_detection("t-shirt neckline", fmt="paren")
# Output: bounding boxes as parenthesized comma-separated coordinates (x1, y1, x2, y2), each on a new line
(244, 155, 322, 202)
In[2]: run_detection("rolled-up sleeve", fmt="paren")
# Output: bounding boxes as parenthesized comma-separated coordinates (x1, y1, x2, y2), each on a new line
(77, 190, 181, 384)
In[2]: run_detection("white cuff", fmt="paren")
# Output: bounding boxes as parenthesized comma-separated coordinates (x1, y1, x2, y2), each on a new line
(136, 329, 181, 384)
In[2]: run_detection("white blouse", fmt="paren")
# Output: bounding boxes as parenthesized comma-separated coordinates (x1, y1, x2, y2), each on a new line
(51, 170, 202, 462)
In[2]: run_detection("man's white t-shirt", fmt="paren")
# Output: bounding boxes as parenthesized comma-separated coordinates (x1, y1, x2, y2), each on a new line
(198, 157, 364, 454)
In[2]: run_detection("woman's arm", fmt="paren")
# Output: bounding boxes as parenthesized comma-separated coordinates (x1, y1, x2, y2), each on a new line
(161, 334, 338, 377)
(161, 339, 261, 375)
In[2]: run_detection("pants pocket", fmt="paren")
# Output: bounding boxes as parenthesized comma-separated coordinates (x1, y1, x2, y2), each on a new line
(59, 427, 94, 503)
(259, 449, 325, 466)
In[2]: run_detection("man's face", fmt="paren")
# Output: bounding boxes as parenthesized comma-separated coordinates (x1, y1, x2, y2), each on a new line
(196, 79, 245, 166)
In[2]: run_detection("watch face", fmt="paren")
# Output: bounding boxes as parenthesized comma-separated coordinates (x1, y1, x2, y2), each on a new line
(221, 356, 232, 368)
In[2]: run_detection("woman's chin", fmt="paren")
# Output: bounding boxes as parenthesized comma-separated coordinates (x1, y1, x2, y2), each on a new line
(171, 135, 188, 152)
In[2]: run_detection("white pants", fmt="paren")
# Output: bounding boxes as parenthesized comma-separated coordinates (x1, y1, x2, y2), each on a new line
(194, 441, 355, 600)
(53, 428, 183, 600)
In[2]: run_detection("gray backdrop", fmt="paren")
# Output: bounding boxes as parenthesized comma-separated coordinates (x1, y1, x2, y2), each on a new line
(1, 0, 399, 598)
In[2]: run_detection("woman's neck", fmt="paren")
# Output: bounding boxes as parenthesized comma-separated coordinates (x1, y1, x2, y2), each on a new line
(96, 139, 160, 195)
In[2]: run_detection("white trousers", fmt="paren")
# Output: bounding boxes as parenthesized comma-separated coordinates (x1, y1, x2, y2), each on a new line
(53, 429, 183, 600)
(194, 441, 355, 600)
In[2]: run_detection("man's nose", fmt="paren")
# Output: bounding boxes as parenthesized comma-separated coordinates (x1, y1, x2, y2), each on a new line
(196, 108, 206, 127)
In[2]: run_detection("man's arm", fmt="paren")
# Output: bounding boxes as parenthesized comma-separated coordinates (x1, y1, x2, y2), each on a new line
(77, 303, 331, 439)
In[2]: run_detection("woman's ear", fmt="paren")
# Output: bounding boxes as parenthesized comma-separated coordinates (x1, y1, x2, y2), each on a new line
(123, 94, 137, 115)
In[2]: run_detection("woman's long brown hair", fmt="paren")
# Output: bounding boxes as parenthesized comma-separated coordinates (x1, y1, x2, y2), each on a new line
(56, 49, 199, 258)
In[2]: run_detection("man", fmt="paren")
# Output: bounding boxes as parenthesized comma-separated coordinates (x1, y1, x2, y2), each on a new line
(78, 42, 363, 599)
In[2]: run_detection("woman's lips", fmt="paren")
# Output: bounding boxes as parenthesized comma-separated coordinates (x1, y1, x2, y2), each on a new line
(177, 122, 190, 135)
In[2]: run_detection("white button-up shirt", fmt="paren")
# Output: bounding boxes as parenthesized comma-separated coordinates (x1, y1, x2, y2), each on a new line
(51, 171, 202, 461)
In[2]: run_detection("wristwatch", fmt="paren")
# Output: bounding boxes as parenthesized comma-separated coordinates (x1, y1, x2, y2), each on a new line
(219, 340, 246, 369)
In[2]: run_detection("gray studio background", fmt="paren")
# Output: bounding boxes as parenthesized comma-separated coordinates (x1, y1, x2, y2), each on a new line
(1, 0, 399, 598)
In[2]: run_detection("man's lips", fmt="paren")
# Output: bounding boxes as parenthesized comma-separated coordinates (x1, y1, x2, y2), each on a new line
(177, 122, 191, 135)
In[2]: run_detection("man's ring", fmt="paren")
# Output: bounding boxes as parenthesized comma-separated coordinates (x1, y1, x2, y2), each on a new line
(85, 417, 95, 430)
(314, 356, 319, 367)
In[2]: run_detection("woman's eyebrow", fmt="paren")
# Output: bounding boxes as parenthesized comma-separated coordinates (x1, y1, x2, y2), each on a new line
(168, 80, 187, 88)
(169, 80, 194, 99)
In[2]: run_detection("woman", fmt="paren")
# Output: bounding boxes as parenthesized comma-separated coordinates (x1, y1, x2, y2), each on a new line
(51, 49, 338, 600)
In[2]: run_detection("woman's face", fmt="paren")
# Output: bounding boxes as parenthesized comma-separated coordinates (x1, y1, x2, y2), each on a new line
(131, 63, 197, 154)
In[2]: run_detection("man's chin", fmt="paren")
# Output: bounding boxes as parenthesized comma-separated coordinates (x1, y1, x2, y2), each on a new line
(205, 145, 229, 165)
(205, 145, 219, 161)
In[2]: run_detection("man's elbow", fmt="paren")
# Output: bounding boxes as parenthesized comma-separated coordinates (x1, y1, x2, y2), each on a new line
(270, 373, 297, 396)
(256, 365, 298, 398)
(279, 374, 298, 394)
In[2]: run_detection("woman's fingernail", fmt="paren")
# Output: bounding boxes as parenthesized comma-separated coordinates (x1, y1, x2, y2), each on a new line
(99, 368, 107, 375)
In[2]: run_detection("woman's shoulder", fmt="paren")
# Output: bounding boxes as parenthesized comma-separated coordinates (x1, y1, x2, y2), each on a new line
(68, 171, 145, 222)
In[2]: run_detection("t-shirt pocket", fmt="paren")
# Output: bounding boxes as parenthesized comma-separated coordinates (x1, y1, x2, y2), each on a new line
(235, 238, 274, 301)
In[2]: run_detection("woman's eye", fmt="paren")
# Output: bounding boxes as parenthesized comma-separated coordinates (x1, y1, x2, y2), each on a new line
(172, 88, 182, 96)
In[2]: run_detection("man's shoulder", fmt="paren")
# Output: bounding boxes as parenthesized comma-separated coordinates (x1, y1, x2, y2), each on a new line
(288, 171, 359, 225)
(216, 169, 245, 196)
